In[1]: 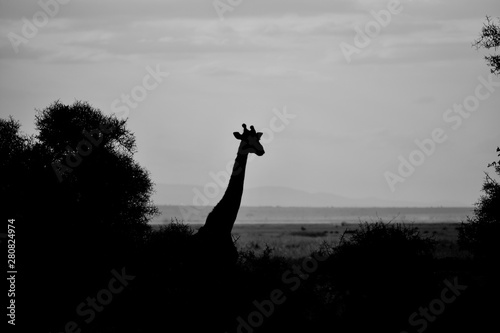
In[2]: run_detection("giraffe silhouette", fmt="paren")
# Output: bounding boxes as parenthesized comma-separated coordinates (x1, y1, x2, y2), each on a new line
(180, 124, 265, 331)
(193, 123, 265, 266)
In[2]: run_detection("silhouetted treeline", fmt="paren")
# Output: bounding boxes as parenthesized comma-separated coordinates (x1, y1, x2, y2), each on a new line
(1, 101, 498, 332)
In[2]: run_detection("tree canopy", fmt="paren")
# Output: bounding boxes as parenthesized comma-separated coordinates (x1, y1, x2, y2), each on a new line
(458, 17, 500, 262)
(1, 100, 158, 330)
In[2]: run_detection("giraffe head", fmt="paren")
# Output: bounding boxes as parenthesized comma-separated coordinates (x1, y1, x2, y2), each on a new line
(233, 124, 265, 156)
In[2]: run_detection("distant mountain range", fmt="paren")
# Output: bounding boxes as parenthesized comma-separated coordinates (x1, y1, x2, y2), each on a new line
(151, 184, 467, 207)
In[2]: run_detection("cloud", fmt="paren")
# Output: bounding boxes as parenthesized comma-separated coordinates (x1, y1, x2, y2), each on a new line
(414, 95, 436, 105)
(348, 40, 480, 65)
(1, 0, 491, 66)
(2, 16, 334, 62)
(0, 0, 357, 20)
(187, 61, 328, 81)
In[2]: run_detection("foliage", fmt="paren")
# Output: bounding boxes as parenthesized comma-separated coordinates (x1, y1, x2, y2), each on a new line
(0, 117, 34, 197)
(1, 100, 158, 330)
(458, 148, 500, 260)
(34, 100, 157, 240)
(333, 221, 435, 262)
(0, 116, 31, 162)
(148, 219, 195, 241)
(316, 221, 436, 332)
(459, 19, 500, 262)
(473, 16, 500, 75)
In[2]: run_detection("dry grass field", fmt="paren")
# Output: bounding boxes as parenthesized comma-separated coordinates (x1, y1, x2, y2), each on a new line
(152, 206, 474, 259)
(181, 222, 468, 259)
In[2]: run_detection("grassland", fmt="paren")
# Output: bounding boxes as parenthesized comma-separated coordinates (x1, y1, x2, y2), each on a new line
(179, 222, 469, 259)
(152, 206, 473, 259)
(152, 205, 474, 224)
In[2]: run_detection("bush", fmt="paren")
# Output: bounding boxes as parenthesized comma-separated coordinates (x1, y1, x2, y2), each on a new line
(335, 221, 435, 259)
(458, 148, 500, 262)
(317, 221, 436, 332)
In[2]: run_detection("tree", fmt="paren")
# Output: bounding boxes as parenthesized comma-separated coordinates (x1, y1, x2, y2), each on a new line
(33, 100, 157, 242)
(458, 17, 500, 261)
(458, 148, 500, 260)
(1, 100, 158, 330)
(473, 16, 500, 75)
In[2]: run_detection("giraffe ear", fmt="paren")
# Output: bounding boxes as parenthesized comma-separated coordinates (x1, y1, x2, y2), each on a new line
(257, 132, 263, 139)
(233, 132, 243, 140)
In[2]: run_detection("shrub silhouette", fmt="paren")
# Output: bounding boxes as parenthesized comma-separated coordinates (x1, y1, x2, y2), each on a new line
(108, 221, 318, 333)
(458, 148, 500, 263)
(317, 221, 436, 332)
(78, 219, 443, 333)
(111, 221, 198, 332)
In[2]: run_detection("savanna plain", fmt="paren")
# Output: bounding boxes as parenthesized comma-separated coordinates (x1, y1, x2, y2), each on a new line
(153, 206, 473, 258)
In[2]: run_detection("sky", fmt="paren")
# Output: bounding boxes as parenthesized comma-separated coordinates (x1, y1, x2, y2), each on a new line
(1, 0, 499, 206)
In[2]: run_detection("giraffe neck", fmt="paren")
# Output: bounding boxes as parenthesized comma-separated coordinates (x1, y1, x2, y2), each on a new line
(203, 151, 249, 234)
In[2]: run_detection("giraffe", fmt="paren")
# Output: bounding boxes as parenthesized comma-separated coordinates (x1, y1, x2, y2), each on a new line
(182, 124, 265, 330)
(148, 124, 266, 332)
(193, 123, 265, 266)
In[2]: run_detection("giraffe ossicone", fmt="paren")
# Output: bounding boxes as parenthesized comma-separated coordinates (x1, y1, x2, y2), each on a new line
(233, 123, 265, 156)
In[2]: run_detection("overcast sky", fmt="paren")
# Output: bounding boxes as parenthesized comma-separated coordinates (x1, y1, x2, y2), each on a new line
(1, 0, 499, 205)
